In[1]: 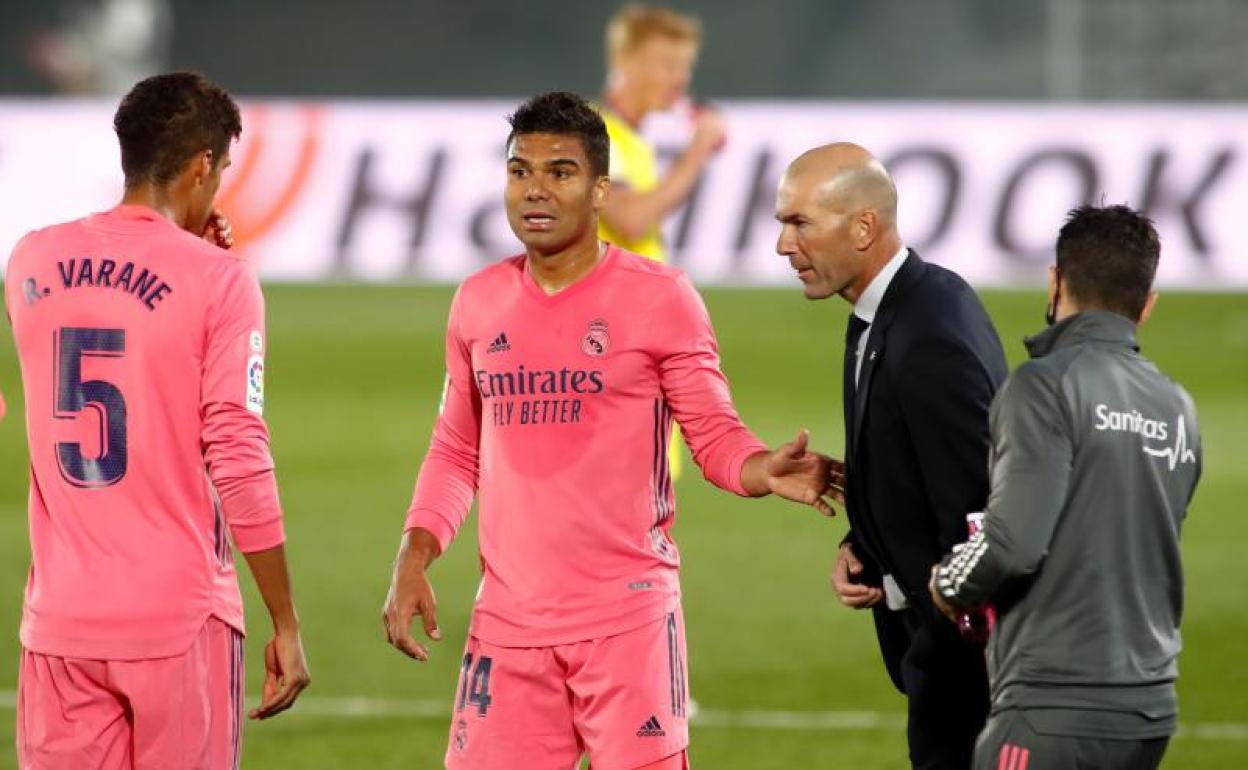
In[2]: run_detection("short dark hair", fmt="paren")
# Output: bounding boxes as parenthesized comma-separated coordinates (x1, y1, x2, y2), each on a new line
(506, 92, 610, 178)
(114, 71, 242, 187)
(1055, 204, 1160, 320)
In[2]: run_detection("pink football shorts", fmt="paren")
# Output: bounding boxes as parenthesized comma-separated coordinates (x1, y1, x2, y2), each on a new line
(446, 610, 692, 770)
(16, 617, 245, 770)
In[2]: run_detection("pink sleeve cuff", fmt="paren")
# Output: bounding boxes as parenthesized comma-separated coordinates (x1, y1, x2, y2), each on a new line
(231, 518, 287, 553)
(215, 469, 286, 553)
(721, 440, 769, 497)
(405, 508, 460, 553)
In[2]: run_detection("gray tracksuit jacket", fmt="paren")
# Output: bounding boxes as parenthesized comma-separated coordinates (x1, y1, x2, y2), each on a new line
(935, 311, 1201, 739)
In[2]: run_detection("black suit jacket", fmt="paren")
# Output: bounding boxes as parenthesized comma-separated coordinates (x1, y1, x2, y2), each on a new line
(843, 250, 1008, 628)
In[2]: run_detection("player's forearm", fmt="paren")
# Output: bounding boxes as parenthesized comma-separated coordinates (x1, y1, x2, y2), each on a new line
(215, 469, 286, 552)
(936, 475, 1066, 606)
(738, 450, 774, 497)
(685, 421, 768, 496)
(938, 370, 1073, 605)
(653, 146, 712, 215)
(405, 447, 476, 552)
(242, 544, 301, 633)
(406, 369, 480, 549)
(203, 403, 276, 479)
(397, 528, 443, 571)
(203, 399, 288, 550)
(604, 148, 710, 239)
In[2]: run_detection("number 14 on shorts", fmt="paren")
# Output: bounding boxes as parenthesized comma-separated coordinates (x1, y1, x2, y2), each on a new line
(457, 653, 493, 717)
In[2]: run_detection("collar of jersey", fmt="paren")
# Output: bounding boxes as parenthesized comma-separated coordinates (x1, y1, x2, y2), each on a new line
(1025, 310, 1140, 358)
(522, 243, 618, 305)
(87, 204, 177, 234)
(109, 204, 166, 223)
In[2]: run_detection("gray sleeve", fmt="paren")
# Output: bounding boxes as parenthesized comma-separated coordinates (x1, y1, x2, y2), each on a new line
(935, 362, 1073, 606)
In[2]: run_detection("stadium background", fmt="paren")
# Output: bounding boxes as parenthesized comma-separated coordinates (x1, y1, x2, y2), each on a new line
(0, 1, 1246, 767)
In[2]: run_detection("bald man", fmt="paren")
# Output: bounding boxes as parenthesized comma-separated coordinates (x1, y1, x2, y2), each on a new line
(775, 144, 1008, 769)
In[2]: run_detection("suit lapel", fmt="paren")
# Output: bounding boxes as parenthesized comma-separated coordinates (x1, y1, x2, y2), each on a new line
(851, 250, 926, 455)
(851, 329, 881, 447)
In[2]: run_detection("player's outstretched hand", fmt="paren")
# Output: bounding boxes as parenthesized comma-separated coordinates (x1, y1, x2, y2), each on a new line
(382, 536, 443, 662)
(250, 628, 311, 720)
(764, 429, 839, 517)
(202, 209, 234, 250)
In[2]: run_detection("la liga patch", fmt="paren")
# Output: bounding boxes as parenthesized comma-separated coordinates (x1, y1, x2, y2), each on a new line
(246, 354, 265, 415)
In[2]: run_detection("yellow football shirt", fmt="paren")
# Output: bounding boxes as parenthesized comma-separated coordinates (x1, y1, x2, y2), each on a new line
(598, 107, 667, 263)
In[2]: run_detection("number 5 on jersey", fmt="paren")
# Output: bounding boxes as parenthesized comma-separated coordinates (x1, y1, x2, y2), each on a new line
(54, 327, 128, 487)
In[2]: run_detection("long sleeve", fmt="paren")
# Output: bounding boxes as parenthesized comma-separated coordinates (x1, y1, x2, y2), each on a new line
(894, 333, 999, 553)
(935, 363, 1073, 606)
(404, 286, 481, 551)
(657, 274, 766, 496)
(201, 262, 284, 554)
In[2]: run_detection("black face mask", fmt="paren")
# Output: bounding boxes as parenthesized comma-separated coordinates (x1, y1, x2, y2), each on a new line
(1045, 269, 1061, 327)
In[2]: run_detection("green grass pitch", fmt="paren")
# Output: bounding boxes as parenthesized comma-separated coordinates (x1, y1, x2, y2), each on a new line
(0, 285, 1244, 768)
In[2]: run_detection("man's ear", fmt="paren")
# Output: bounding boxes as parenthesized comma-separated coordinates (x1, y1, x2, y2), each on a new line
(593, 175, 610, 209)
(195, 149, 214, 184)
(855, 209, 878, 251)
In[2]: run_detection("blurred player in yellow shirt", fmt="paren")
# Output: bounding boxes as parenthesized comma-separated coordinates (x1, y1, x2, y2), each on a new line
(599, 5, 725, 261)
(599, 4, 726, 479)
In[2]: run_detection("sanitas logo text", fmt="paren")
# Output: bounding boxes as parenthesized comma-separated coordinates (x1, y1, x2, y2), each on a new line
(1094, 404, 1168, 441)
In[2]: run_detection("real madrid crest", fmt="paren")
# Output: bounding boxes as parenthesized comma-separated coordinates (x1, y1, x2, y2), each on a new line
(581, 318, 610, 357)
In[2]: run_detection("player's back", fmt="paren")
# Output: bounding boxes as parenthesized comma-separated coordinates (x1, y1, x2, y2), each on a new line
(5, 204, 264, 660)
(987, 312, 1200, 723)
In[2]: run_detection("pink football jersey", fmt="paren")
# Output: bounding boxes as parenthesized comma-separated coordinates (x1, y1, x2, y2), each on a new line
(407, 246, 766, 646)
(4, 205, 285, 660)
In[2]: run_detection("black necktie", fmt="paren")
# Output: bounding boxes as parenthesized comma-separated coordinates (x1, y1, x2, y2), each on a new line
(844, 314, 870, 395)
(843, 314, 870, 452)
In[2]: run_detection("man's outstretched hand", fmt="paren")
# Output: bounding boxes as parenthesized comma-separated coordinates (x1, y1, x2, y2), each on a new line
(743, 429, 841, 516)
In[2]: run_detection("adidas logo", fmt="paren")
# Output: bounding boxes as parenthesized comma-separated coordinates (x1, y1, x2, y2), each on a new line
(486, 332, 511, 354)
(636, 716, 666, 738)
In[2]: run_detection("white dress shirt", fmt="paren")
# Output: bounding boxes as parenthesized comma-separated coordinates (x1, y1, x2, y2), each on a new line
(852, 246, 909, 386)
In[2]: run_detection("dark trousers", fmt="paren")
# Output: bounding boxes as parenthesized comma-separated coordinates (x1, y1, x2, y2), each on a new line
(973, 709, 1170, 770)
(874, 605, 990, 770)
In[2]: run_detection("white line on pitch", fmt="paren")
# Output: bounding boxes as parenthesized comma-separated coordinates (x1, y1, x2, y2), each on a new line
(0, 692, 1242, 741)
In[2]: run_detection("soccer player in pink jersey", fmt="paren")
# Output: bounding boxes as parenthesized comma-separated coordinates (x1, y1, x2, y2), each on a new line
(382, 92, 837, 770)
(4, 72, 310, 769)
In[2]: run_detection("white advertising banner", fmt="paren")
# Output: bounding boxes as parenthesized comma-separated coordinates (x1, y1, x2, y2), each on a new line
(1, 99, 1245, 288)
